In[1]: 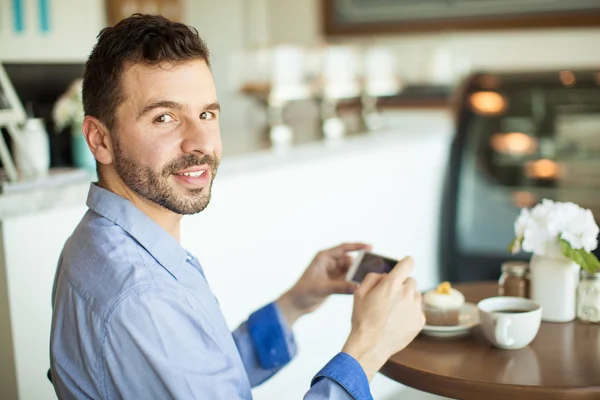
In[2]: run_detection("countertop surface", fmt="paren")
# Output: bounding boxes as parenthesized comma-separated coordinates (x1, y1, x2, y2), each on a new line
(0, 110, 452, 219)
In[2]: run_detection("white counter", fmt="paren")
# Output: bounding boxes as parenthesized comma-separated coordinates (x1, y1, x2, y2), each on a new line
(0, 110, 453, 400)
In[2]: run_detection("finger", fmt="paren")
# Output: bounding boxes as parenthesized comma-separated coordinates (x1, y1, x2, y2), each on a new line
(387, 256, 414, 283)
(356, 272, 385, 294)
(330, 280, 358, 295)
(335, 255, 354, 272)
(414, 290, 422, 304)
(328, 243, 372, 258)
(401, 277, 417, 299)
(404, 277, 417, 292)
(327, 255, 353, 272)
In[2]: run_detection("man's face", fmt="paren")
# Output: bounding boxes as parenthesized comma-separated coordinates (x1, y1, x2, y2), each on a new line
(111, 59, 222, 215)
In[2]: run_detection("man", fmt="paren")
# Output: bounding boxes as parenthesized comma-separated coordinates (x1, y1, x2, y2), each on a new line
(50, 14, 425, 400)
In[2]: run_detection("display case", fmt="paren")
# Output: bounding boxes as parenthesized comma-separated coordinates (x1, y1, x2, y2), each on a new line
(440, 69, 600, 282)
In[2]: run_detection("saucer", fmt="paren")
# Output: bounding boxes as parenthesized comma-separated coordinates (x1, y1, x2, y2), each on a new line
(421, 302, 480, 338)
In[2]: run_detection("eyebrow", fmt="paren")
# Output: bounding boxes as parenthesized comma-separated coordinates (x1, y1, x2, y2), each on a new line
(138, 101, 184, 119)
(138, 100, 221, 119)
(204, 102, 221, 113)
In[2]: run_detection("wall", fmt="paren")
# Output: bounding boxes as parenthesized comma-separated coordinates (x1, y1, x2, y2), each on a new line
(0, 0, 105, 62)
(184, 0, 257, 146)
(0, 222, 18, 400)
(265, 0, 600, 83)
(1, 204, 88, 399)
(265, 0, 320, 46)
(371, 28, 600, 84)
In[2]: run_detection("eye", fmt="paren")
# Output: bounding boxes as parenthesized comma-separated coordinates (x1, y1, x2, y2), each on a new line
(200, 111, 215, 121)
(154, 114, 175, 124)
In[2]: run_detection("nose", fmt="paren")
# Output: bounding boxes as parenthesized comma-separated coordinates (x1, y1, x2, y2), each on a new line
(180, 117, 218, 157)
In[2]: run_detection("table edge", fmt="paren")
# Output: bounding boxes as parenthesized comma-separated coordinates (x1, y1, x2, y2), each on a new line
(380, 360, 600, 399)
(381, 281, 600, 399)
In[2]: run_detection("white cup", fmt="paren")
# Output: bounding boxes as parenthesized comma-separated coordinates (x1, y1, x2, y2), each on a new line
(477, 296, 542, 350)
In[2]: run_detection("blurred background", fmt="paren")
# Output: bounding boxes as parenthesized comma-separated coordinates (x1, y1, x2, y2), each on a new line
(1, 0, 599, 399)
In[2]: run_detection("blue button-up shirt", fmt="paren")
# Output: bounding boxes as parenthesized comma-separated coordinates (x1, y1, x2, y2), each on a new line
(50, 184, 372, 399)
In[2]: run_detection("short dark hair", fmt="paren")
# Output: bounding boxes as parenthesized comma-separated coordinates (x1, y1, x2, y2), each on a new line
(83, 14, 211, 132)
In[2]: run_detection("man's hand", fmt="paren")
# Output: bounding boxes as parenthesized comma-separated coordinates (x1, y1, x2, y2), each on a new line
(276, 243, 372, 327)
(341, 256, 425, 381)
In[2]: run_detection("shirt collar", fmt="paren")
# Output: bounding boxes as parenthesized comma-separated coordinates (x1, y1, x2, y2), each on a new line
(86, 183, 187, 279)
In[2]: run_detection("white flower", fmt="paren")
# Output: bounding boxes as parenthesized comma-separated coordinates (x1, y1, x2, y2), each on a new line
(521, 224, 563, 258)
(514, 199, 599, 258)
(68, 78, 83, 102)
(52, 99, 71, 131)
(559, 208, 599, 252)
(52, 78, 84, 134)
(514, 208, 530, 239)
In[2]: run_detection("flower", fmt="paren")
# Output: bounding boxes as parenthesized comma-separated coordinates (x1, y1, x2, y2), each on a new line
(52, 78, 84, 134)
(511, 208, 529, 253)
(509, 199, 600, 273)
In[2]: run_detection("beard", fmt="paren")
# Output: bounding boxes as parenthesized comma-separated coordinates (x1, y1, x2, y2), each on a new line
(112, 139, 219, 215)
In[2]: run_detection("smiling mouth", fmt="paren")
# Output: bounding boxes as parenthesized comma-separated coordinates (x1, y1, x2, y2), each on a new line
(171, 167, 211, 188)
(175, 170, 206, 177)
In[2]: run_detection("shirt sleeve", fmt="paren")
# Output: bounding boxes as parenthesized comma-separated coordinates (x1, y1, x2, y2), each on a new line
(307, 353, 373, 400)
(233, 303, 373, 399)
(101, 287, 247, 399)
(232, 302, 298, 387)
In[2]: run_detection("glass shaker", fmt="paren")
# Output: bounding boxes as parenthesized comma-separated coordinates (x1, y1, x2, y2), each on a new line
(498, 261, 530, 298)
(577, 270, 600, 323)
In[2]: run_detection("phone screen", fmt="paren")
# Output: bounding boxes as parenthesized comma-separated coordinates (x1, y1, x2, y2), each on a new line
(351, 252, 397, 283)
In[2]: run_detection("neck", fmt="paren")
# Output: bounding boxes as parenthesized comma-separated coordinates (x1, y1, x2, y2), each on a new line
(98, 173, 183, 242)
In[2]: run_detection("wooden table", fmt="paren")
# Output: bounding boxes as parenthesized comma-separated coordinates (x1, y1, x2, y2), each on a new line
(380, 282, 600, 400)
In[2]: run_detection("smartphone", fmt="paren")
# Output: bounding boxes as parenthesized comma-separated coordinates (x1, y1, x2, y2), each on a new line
(345, 250, 398, 284)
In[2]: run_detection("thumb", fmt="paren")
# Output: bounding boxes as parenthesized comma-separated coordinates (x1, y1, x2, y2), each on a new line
(388, 256, 415, 283)
(330, 280, 357, 295)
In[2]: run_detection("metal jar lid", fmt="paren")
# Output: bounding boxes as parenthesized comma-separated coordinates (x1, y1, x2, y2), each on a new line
(501, 261, 529, 278)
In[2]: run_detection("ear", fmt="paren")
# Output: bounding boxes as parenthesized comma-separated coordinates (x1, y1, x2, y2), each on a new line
(82, 116, 113, 165)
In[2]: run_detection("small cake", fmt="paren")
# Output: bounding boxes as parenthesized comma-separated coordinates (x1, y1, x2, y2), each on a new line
(423, 282, 465, 326)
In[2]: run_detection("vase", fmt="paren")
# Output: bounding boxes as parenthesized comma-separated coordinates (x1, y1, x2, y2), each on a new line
(529, 254, 580, 322)
(12, 118, 50, 179)
(71, 124, 96, 175)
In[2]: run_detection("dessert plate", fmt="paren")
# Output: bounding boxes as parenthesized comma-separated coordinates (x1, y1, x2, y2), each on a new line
(421, 302, 480, 338)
